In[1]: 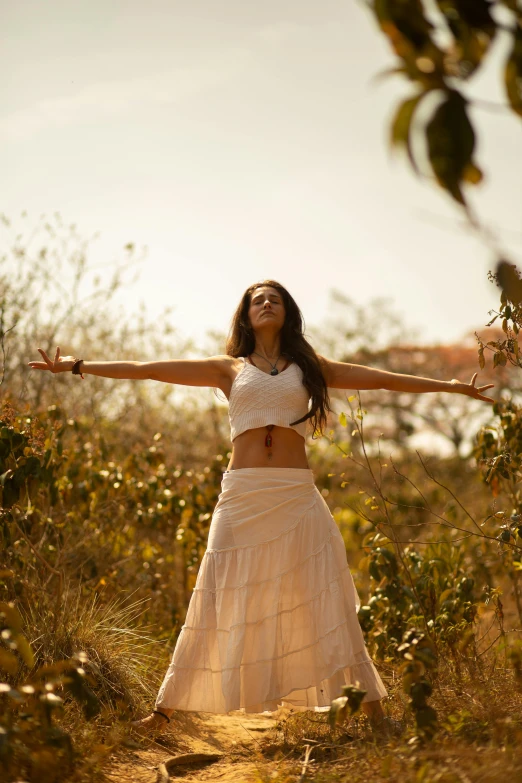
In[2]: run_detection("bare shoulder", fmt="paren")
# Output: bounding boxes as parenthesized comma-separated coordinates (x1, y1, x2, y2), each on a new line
(207, 354, 245, 399)
(316, 353, 335, 383)
(206, 354, 243, 379)
(315, 354, 361, 389)
(316, 354, 332, 367)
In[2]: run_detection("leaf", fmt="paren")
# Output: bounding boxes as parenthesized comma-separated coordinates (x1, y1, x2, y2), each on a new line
(462, 163, 483, 185)
(478, 347, 485, 370)
(390, 92, 427, 173)
(39, 692, 64, 707)
(13, 634, 35, 668)
(416, 704, 438, 735)
(0, 470, 13, 486)
(339, 683, 367, 714)
(439, 0, 496, 79)
(425, 89, 479, 205)
(63, 668, 101, 719)
(374, 0, 443, 83)
(370, 65, 408, 85)
(0, 649, 19, 676)
(0, 602, 23, 632)
(505, 24, 522, 117)
(1, 478, 20, 508)
(496, 260, 522, 305)
(339, 412, 347, 427)
(402, 672, 416, 694)
(439, 588, 454, 605)
(328, 695, 349, 729)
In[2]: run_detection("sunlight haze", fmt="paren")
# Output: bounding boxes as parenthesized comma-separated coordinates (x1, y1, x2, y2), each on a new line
(3, 0, 521, 351)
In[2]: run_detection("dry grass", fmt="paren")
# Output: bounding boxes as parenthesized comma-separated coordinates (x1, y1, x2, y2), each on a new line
(19, 583, 163, 713)
(2, 583, 165, 783)
(250, 656, 522, 783)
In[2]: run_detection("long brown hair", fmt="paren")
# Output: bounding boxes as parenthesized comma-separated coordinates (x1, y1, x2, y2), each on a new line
(226, 280, 331, 437)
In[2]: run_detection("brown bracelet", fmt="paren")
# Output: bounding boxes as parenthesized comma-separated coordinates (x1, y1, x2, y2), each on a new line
(71, 358, 84, 379)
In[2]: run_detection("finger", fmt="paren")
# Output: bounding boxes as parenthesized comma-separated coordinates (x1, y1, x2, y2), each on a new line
(54, 346, 60, 362)
(38, 348, 53, 368)
(478, 384, 495, 391)
(471, 372, 477, 386)
(28, 362, 48, 370)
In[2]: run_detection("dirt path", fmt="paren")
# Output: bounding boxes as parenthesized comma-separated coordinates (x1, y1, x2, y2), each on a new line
(107, 709, 283, 782)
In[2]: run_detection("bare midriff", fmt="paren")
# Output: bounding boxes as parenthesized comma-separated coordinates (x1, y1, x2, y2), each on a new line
(226, 426, 309, 470)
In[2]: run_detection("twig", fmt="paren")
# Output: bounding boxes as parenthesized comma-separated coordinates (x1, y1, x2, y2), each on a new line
(0, 308, 17, 388)
(13, 520, 63, 594)
(416, 451, 486, 538)
(348, 395, 437, 645)
(478, 633, 502, 658)
(297, 743, 315, 782)
(238, 721, 265, 749)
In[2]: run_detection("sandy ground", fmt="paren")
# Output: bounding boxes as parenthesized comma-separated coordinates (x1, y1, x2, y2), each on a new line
(106, 709, 285, 782)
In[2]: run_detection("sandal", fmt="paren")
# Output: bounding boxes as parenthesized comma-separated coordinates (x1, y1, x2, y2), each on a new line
(131, 709, 171, 735)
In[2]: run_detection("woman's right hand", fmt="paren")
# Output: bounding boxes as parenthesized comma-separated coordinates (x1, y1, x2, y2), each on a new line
(28, 346, 76, 374)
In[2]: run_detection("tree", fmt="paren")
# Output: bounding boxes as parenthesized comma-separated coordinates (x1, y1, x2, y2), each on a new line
(311, 291, 515, 456)
(337, 333, 517, 456)
(0, 212, 233, 464)
(0, 211, 191, 417)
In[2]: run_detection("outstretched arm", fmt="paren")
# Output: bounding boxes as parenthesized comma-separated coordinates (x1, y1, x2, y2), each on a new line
(319, 356, 495, 404)
(28, 347, 235, 388)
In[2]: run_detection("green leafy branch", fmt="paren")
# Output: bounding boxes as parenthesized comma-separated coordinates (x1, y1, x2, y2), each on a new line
(367, 0, 522, 209)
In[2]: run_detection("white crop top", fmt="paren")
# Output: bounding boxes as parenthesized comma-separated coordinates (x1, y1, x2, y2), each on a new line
(228, 357, 310, 441)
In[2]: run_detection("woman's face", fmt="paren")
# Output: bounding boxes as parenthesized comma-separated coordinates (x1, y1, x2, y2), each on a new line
(247, 286, 286, 334)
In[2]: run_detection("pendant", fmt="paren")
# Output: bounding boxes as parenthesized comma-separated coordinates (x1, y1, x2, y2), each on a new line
(270, 368, 278, 375)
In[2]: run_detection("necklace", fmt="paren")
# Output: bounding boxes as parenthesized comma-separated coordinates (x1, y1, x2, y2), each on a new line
(252, 350, 281, 375)
(246, 354, 291, 461)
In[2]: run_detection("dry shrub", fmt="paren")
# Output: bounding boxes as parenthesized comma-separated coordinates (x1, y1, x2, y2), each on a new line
(20, 584, 162, 712)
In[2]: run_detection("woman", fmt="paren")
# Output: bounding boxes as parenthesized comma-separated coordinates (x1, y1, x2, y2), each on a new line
(29, 280, 494, 736)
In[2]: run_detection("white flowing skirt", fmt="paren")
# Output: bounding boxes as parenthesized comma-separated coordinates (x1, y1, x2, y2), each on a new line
(155, 467, 388, 714)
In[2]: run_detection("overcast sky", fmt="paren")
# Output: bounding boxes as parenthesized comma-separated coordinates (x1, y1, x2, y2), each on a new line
(2, 0, 521, 353)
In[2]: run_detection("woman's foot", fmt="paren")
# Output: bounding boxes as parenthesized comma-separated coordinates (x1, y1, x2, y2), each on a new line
(131, 710, 172, 736)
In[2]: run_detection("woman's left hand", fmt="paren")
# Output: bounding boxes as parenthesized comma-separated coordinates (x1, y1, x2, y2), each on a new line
(449, 373, 495, 403)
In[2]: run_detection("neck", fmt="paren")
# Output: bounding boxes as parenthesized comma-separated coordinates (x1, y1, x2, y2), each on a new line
(252, 334, 281, 361)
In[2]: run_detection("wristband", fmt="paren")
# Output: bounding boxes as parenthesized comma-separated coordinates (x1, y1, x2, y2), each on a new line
(71, 358, 84, 379)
